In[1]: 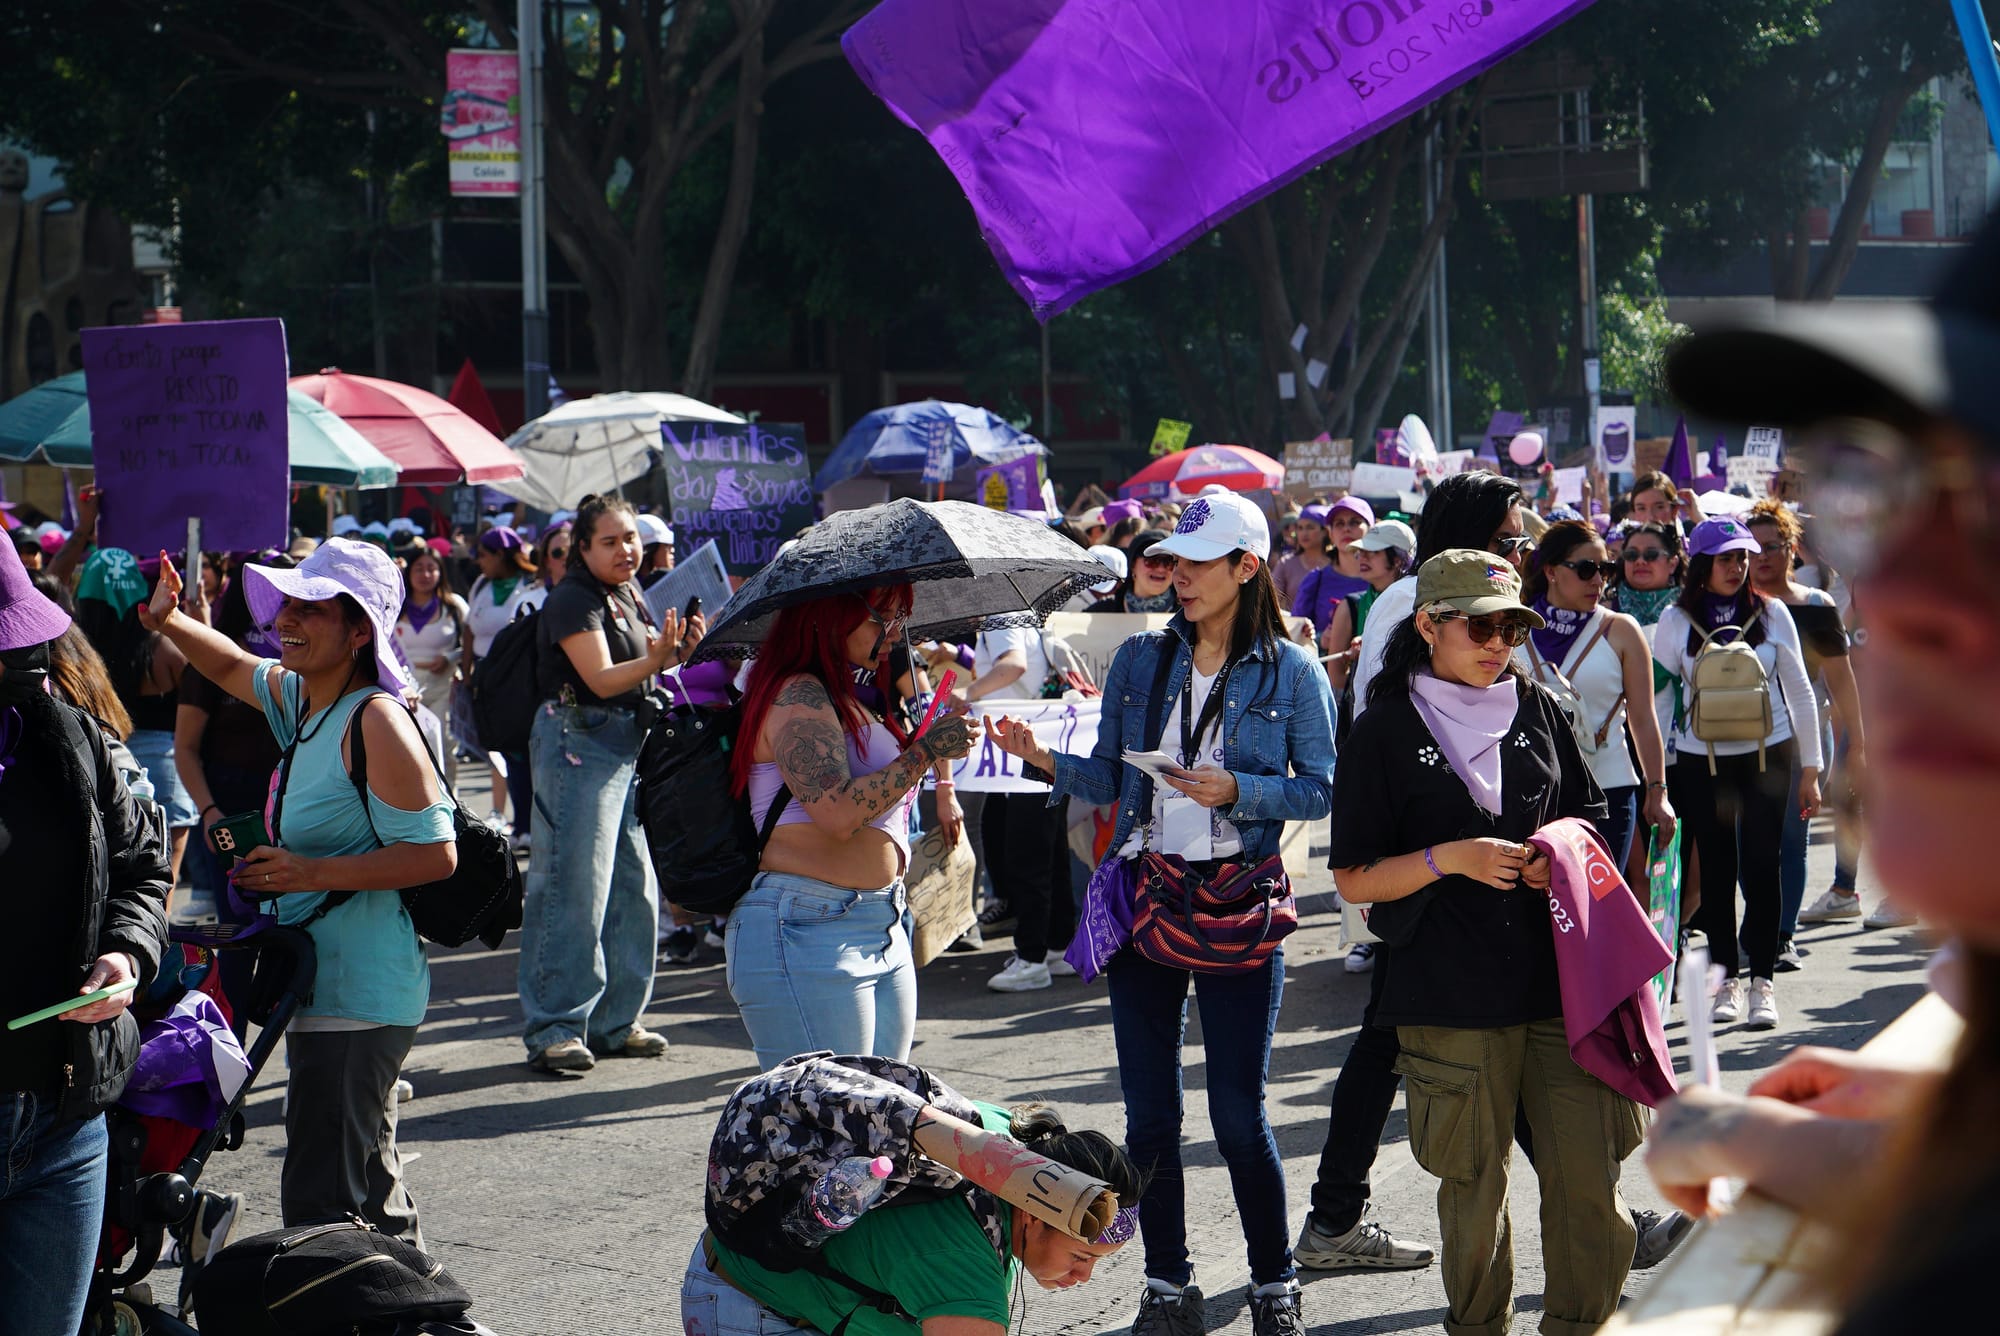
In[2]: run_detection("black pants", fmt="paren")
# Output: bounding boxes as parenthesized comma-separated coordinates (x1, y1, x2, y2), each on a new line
(1675, 739, 1798, 981)
(982, 793, 1073, 964)
(1308, 964, 1402, 1235)
(283, 1026, 422, 1245)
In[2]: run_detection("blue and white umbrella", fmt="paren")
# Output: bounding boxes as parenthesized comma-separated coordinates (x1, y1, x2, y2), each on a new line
(814, 400, 1044, 493)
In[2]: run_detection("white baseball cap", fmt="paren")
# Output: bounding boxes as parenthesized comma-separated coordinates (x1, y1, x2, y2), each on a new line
(1149, 492, 1271, 563)
(1086, 543, 1127, 593)
(1356, 518, 1416, 555)
(636, 513, 674, 547)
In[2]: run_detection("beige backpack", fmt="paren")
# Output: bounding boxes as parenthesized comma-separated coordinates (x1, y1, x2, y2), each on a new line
(1686, 610, 1772, 773)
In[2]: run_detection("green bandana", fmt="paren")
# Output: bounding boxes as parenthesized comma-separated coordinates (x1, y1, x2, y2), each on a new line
(489, 575, 522, 607)
(1616, 584, 1678, 628)
(76, 547, 149, 614)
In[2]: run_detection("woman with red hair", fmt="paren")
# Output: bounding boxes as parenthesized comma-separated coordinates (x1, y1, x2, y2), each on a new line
(725, 584, 975, 1069)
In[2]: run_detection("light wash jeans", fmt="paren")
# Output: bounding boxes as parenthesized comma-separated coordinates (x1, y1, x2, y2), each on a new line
(724, 871, 915, 1071)
(682, 1237, 829, 1336)
(1778, 715, 1849, 942)
(0, 1095, 108, 1335)
(520, 702, 659, 1056)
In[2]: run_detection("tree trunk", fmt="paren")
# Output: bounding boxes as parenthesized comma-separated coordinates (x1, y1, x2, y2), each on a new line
(1806, 68, 1930, 301)
(681, 24, 768, 401)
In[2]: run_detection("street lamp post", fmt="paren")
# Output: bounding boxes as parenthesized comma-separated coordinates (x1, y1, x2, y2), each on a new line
(519, 0, 550, 424)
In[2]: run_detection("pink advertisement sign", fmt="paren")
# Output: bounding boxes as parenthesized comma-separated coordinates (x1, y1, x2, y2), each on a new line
(442, 50, 521, 197)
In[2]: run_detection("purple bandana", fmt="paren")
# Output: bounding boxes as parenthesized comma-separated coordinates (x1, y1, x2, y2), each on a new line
(1095, 1205, 1141, 1245)
(1702, 594, 1744, 631)
(404, 596, 442, 635)
(1529, 599, 1586, 665)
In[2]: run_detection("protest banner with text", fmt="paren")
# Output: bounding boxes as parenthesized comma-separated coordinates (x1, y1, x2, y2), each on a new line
(81, 318, 290, 558)
(1282, 437, 1352, 499)
(945, 696, 1103, 794)
(661, 421, 814, 577)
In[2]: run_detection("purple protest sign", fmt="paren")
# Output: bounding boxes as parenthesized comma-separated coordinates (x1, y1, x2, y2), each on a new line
(975, 452, 1042, 511)
(81, 319, 290, 558)
(845, 0, 1598, 316)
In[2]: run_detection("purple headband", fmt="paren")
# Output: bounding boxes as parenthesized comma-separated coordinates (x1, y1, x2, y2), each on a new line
(1094, 1205, 1140, 1245)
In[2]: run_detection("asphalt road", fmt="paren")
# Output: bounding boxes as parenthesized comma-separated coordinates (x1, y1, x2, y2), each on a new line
(174, 805, 1929, 1335)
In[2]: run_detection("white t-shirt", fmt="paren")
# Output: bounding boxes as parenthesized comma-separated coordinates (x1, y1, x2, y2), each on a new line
(1652, 601, 1823, 768)
(466, 575, 535, 658)
(974, 627, 1050, 701)
(1349, 575, 1416, 715)
(1117, 664, 1242, 860)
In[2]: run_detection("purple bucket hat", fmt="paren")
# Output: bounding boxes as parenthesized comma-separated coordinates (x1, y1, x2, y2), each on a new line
(0, 532, 70, 652)
(242, 537, 415, 696)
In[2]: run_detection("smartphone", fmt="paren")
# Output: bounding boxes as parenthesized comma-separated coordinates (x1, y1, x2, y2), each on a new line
(209, 809, 271, 860)
(683, 595, 702, 621)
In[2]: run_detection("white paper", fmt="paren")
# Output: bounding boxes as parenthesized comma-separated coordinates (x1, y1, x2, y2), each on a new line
(1121, 749, 1188, 780)
(1744, 427, 1783, 463)
(1290, 323, 1309, 352)
(1553, 466, 1586, 505)
(1277, 372, 1297, 400)
(1304, 357, 1330, 389)
(1434, 449, 1475, 475)
(642, 538, 734, 629)
(1348, 461, 1417, 495)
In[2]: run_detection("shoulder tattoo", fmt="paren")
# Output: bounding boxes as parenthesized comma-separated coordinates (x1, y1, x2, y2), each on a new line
(774, 715, 850, 801)
(775, 675, 830, 709)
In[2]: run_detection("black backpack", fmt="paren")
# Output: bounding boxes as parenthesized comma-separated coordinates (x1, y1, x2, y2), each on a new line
(636, 694, 789, 917)
(192, 1219, 472, 1335)
(469, 604, 541, 756)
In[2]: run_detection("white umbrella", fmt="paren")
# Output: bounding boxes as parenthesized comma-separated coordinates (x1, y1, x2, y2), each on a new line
(494, 391, 744, 511)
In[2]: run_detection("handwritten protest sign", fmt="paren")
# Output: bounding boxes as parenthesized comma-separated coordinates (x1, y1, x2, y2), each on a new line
(1553, 466, 1587, 506)
(1744, 427, 1783, 466)
(1726, 455, 1777, 492)
(1282, 437, 1352, 499)
(661, 420, 813, 577)
(905, 819, 978, 968)
(1150, 418, 1193, 457)
(1349, 462, 1417, 497)
(921, 416, 955, 485)
(975, 453, 1042, 510)
(946, 697, 1103, 793)
(81, 318, 290, 557)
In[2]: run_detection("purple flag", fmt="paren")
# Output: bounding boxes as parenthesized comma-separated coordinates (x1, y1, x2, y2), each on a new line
(845, 0, 1599, 316)
(80, 318, 291, 558)
(1663, 417, 1695, 488)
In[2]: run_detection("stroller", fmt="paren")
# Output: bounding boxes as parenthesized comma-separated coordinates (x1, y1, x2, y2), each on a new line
(81, 918, 315, 1336)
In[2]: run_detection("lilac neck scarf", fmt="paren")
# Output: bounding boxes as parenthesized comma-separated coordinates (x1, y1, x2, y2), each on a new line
(1410, 671, 1517, 816)
(1528, 599, 1587, 666)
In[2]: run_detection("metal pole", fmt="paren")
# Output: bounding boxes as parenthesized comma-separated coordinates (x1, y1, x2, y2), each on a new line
(1421, 123, 1454, 448)
(1040, 318, 1053, 441)
(519, 0, 550, 424)
(1577, 90, 1600, 445)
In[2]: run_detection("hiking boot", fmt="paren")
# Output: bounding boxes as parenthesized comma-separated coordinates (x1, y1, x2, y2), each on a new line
(1865, 900, 1919, 929)
(1293, 1216, 1434, 1271)
(1774, 939, 1804, 973)
(597, 1027, 669, 1058)
(1249, 1284, 1303, 1336)
(1631, 1209, 1694, 1270)
(1711, 976, 1744, 1025)
(1797, 888, 1861, 923)
(530, 1037, 596, 1073)
(976, 900, 1016, 935)
(661, 925, 702, 965)
(1745, 978, 1780, 1030)
(1344, 943, 1375, 974)
(187, 1190, 242, 1267)
(1131, 1282, 1206, 1336)
(987, 955, 1052, 993)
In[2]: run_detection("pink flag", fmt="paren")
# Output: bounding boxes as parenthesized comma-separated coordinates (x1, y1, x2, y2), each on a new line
(845, 0, 1599, 316)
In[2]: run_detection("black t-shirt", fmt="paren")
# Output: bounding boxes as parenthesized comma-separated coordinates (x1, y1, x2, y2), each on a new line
(1328, 679, 1607, 1028)
(181, 666, 282, 780)
(1788, 601, 1849, 684)
(536, 569, 651, 707)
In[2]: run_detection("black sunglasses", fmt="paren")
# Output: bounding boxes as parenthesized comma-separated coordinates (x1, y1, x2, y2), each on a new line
(546, 546, 570, 560)
(1139, 553, 1176, 570)
(1431, 611, 1534, 647)
(1622, 547, 1669, 563)
(1492, 535, 1534, 557)
(1556, 559, 1615, 581)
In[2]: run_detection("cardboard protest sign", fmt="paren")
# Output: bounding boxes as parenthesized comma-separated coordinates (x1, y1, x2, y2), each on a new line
(661, 421, 813, 577)
(905, 817, 978, 968)
(911, 1104, 1121, 1240)
(1150, 418, 1193, 457)
(81, 318, 290, 558)
(1349, 461, 1417, 497)
(642, 538, 732, 628)
(1633, 437, 1672, 479)
(1281, 437, 1352, 499)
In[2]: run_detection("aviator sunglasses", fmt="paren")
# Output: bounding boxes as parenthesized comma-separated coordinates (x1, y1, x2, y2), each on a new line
(1429, 610, 1534, 647)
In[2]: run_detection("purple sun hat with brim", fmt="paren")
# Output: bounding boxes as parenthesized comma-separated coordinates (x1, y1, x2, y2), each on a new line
(241, 536, 414, 696)
(0, 533, 70, 652)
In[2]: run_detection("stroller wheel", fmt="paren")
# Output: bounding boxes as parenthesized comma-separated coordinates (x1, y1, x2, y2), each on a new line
(109, 1301, 144, 1336)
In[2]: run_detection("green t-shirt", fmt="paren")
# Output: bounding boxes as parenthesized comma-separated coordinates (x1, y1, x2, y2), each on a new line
(713, 1102, 1019, 1336)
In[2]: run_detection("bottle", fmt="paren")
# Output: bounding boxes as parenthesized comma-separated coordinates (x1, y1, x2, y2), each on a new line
(779, 1155, 894, 1250)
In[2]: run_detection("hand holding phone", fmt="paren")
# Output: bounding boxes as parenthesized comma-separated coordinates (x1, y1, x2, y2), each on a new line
(209, 809, 271, 860)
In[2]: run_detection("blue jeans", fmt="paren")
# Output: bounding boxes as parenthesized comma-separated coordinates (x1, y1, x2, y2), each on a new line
(1107, 946, 1293, 1287)
(0, 1095, 108, 1334)
(1778, 716, 1848, 941)
(682, 1237, 826, 1336)
(519, 703, 659, 1055)
(725, 872, 915, 1072)
(1597, 785, 1640, 871)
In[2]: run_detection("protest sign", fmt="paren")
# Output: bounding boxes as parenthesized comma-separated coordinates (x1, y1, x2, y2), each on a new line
(921, 416, 955, 485)
(642, 538, 733, 628)
(1634, 437, 1672, 479)
(905, 818, 978, 968)
(661, 421, 813, 577)
(1744, 427, 1784, 466)
(1281, 437, 1352, 499)
(442, 50, 521, 197)
(1483, 409, 1525, 454)
(1349, 461, 1417, 497)
(1150, 418, 1193, 457)
(1595, 406, 1638, 473)
(946, 696, 1102, 793)
(1553, 466, 1587, 506)
(1374, 427, 1403, 466)
(1725, 455, 1777, 492)
(975, 452, 1042, 510)
(845, 0, 1599, 317)
(81, 318, 290, 557)
(1433, 450, 1476, 476)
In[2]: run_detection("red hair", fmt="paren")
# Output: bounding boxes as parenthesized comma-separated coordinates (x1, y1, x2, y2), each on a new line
(729, 584, 915, 797)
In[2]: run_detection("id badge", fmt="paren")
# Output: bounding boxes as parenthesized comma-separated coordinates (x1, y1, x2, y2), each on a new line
(1160, 787, 1211, 859)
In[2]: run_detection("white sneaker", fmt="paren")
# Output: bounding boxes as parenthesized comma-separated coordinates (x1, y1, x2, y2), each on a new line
(1797, 888, 1861, 923)
(1046, 955, 1078, 977)
(987, 955, 1052, 992)
(1745, 977, 1779, 1030)
(1345, 943, 1376, 974)
(1711, 976, 1744, 1024)
(484, 809, 510, 835)
(1865, 900, 1919, 929)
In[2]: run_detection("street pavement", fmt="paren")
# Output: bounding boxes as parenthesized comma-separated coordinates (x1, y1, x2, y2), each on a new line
(180, 794, 1929, 1335)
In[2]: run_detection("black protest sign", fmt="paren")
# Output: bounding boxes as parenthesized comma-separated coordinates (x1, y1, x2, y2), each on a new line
(660, 421, 815, 576)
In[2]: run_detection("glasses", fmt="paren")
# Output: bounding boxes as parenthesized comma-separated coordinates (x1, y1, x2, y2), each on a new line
(1756, 541, 1791, 555)
(1791, 417, 2000, 576)
(1140, 554, 1177, 571)
(546, 547, 570, 560)
(1622, 548, 1669, 563)
(1430, 611, 1534, 647)
(1492, 535, 1534, 557)
(1556, 559, 1614, 581)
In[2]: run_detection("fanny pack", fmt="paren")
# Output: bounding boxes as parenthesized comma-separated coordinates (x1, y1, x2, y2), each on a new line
(1130, 852, 1296, 974)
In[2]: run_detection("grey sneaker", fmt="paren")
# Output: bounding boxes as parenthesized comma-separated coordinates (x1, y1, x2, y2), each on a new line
(530, 1037, 596, 1073)
(1294, 1216, 1434, 1271)
(1631, 1208, 1694, 1270)
(1797, 888, 1861, 923)
(1131, 1283, 1206, 1336)
(1250, 1285, 1304, 1336)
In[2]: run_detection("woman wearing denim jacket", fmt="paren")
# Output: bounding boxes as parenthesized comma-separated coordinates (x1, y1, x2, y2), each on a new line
(988, 493, 1335, 1336)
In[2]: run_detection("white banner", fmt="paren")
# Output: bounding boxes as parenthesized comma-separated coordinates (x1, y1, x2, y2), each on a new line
(945, 696, 1103, 793)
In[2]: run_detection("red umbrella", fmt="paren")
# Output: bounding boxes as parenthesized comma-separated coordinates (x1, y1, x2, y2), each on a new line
(290, 369, 527, 485)
(1117, 444, 1284, 500)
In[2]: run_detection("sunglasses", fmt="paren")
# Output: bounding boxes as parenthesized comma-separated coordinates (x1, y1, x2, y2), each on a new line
(1622, 548, 1669, 563)
(1755, 541, 1791, 555)
(546, 546, 570, 560)
(1556, 559, 1614, 581)
(1139, 553, 1177, 570)
(1492, 535, 1534, 557)
(1430, 611, 1534, 647)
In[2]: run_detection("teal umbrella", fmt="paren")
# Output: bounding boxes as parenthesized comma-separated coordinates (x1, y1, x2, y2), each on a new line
(0, 372, 400, 487)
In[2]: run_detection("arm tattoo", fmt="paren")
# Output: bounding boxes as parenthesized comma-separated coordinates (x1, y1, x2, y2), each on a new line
(774, 675, 830, 709)
(774, 716, 851, 801)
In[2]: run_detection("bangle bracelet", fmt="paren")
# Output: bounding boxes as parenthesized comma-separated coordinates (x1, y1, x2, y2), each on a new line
(1423, 846, 1443, 879)
(202, 803, 223, 818)
(1646, 781, 1668, 791)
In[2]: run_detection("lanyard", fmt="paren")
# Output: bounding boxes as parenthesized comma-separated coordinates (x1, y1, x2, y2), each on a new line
(1179, 657, 1233, 768)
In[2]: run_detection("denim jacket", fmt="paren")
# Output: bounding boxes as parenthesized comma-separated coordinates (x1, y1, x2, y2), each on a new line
(1046, 616, 1336, 860)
